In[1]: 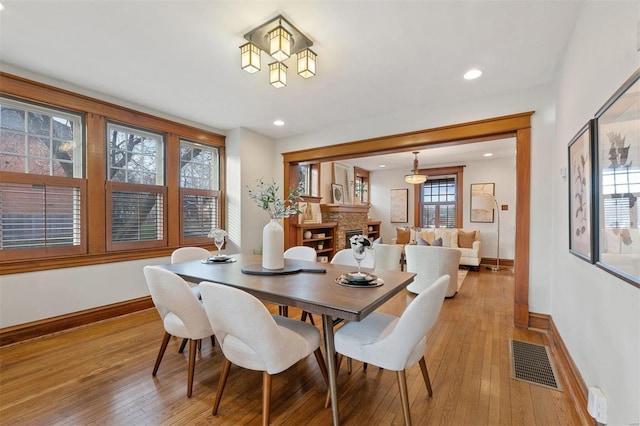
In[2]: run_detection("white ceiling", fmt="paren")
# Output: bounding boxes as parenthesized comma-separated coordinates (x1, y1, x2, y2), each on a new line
(0, 1, 581, 167)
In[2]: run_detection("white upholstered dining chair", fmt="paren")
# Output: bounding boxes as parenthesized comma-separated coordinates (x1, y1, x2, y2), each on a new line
(331, 248, 375, 269)
(171, 247, 211, 300)
(143, 265, 214, 397)
(332, 274, 449, 426)
(199, 281, 328, 425)
(284, 246, 318, 324)
(404, 244, 461, 297)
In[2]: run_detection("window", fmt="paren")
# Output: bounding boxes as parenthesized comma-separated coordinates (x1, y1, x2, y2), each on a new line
(0, 97, 86, 260)
(297, 163, 320, 197)
(602, 166, 640, 228)
(106, 123, 166, 250)
(1, 74, 225, 272)
(419, 176, 457, 228)
(180, 139, 220, 244)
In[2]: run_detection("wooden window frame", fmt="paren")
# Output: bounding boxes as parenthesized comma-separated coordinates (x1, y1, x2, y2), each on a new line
(0, 172, 87, 261)
(0, 72, 225, 274)
(413, 166, 464, 228)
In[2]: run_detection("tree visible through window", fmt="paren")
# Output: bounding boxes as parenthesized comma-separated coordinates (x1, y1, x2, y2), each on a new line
(180, 139, 220, 243)
(0, 97, 85, 258)
(106, 123, 165, 249)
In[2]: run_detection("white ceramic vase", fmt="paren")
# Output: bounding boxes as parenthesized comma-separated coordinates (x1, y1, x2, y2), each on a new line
(262, 218, 284, 269)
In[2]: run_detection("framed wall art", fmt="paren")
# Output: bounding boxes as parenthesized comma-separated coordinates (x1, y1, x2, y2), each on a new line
(333, 162, 353, 204)
(470, 183, 495, 223)
(595, 68, 640, 287)
(568, 120, 595, 263)
(390, 188, 408, 223)
(331, 183, 344, 204)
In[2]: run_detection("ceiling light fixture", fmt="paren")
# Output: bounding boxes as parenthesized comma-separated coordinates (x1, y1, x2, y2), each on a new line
(404, 152, 427, 184)
(240, 14, 316, 88)
(484, 152, 493, 157)
(273, 119, 285, 126)
(464, 69, 483, 80)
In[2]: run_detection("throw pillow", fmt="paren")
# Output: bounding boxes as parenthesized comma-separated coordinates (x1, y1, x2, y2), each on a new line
(458, 230, 476, 248)
(396, 227, 410, 245)
(417, 228, 435, 244)
(416, 237, 430, 246)
(434, 228, 458, 248)
(431, 237, 443, 247)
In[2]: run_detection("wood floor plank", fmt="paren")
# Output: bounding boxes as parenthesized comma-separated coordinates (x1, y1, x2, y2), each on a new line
(0, 268, 587, 425)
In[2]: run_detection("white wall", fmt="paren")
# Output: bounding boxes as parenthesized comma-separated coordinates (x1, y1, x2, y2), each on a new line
(550, 2, 639, 424)
(367, 155, 516, 261)
(277, 82, 555, 313)
(225, 128, 278, 256)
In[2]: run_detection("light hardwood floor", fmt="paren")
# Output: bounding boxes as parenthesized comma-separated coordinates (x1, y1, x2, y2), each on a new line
(0, 268, 587, 425)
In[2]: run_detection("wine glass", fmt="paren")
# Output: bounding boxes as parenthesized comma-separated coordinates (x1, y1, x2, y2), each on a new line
(352, 245, 367, 276)
(214, 233, 225, 257)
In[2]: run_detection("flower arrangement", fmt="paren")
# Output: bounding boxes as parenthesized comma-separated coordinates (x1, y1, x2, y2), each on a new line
(350, 234, 372, 254)
(247, 178, 304, 219)
(207, 228, 227, 240)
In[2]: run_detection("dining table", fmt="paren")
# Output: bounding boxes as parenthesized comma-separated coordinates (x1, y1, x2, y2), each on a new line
(158, 253, 415, 426)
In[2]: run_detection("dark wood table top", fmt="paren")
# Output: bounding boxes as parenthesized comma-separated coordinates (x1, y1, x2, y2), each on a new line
(158, 254, 415, 321)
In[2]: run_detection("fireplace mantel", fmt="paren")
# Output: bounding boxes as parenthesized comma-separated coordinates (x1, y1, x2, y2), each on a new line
(320, 204, 370, 214)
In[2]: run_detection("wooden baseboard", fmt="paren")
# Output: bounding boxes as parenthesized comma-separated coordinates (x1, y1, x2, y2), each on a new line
(0, 296, 154, 347)
(546, 316, 591, 425)
(528, 312, 550, 330)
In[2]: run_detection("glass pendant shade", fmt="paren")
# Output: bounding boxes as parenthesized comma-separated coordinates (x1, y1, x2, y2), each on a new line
(269, 26, 291, 62)
(269, 62, 287, 88)
(240, 42, 261, 73)
(297, 48, 317, 79)
(404, 152, 427, 184)
(404, 173, 427, 184)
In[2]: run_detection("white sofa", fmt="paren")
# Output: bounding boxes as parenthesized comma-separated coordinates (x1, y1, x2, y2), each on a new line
(392, 227, 481, 268)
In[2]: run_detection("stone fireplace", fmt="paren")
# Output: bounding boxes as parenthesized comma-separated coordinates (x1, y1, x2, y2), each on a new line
(320, 204, 370, 251)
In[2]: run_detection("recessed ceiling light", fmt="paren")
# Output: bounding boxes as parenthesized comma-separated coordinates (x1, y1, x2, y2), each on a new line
(273, 120, 285, 126)
(484, 152, 493, 157)
(464, 69, 483, 80)
(379, 164, 386, 168)
(0, 3, 5, 11)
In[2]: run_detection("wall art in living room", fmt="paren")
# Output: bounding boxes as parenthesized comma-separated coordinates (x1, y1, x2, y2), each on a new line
(390, 188, 408, 223)
(470, 183, 495, 223)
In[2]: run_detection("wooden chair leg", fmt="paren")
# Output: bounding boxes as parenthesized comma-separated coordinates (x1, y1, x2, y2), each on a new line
(198, 339, 202, 351)
(152, 332, 171, 376)
(262, 372, 272, 426)
(187, 339, 197, 397)
(396, 369, 412, 426)
(211, 335, 216, 347)
(313, 348, 329, 386)
(325, 354, 343, 408)
(278, 305, 289, 317)
(347, 358, 352, 373)
(418, 356, 433, 397)
(363, 362, 368, 371)
(213, 358, 231, 415)
(178, 337, 188, 353)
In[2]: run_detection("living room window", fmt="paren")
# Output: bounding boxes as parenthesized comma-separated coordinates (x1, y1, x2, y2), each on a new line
(0, 97, 87, 260)
(413, 166, 463, 229)
(420, 176, 458, 228)
(106, 122, 166, 251)
(179, 139, 221, 244)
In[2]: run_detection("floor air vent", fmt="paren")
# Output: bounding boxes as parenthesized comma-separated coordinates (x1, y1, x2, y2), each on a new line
(510, 339, 562, 391)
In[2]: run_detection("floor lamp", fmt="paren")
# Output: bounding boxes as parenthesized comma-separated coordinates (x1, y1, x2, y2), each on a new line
(473, 194, 501, 271)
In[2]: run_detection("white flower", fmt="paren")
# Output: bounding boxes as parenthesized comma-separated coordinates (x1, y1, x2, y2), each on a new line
(208, 228, 227, 239)
(350, 234, 372, 253)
